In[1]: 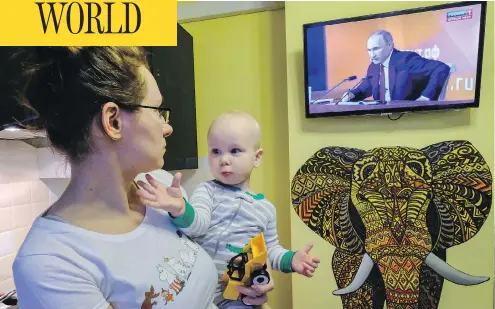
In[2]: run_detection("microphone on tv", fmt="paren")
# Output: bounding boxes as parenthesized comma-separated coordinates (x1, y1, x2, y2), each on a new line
(310, 75, 358, 104)
(337, 74, 373, 104)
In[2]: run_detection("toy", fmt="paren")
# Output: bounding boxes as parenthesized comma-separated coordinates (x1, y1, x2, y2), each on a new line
(221, 233, 271, 300)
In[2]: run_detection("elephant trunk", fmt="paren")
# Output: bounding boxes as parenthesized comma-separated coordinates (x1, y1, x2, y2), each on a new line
(333, 252, 488, 302)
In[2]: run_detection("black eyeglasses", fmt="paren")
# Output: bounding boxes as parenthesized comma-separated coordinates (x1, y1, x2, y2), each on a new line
(112, 103, 171, 123)
(134, 104, 171, 123)
(103, 102, 171, 123)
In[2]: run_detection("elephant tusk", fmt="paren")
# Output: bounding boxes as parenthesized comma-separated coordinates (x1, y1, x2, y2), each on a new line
(332, 253, 374, 295)
(425, 253, 490, 285)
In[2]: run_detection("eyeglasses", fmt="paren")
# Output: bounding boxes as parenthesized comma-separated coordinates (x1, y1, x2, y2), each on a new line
(134, 104, 171, 123)
(115, 103, 171, 123)
(104, 102, 171, 123)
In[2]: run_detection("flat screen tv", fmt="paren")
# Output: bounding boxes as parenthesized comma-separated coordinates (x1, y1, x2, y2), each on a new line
(303, 1, 487, 118)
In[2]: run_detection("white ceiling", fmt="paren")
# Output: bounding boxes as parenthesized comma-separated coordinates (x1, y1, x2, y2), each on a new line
(178, 1, 285, 23)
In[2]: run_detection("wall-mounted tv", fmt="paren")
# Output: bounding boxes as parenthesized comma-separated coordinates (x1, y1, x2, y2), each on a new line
(303, 1, 487, 118)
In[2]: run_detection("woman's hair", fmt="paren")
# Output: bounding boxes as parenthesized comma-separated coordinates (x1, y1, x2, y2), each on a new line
(16, 46, 150, 162)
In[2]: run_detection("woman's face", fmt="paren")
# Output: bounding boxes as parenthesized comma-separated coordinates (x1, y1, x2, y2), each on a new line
(120, 66, 173, 175)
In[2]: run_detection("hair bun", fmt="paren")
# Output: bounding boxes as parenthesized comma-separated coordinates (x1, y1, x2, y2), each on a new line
(14, 47, 86, 129)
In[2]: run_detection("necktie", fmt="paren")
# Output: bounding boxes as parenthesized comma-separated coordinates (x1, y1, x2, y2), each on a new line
(379, 64, 386, 101)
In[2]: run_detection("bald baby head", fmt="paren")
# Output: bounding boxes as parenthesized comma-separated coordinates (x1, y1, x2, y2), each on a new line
(208, 110, 261, 150)
(207, 111, 264, 189)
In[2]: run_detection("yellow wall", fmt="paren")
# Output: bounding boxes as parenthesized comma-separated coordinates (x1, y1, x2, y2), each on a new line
(182, 10, 293, 309)
(285, 1, 494, 309)
(180, 2, 493, 308)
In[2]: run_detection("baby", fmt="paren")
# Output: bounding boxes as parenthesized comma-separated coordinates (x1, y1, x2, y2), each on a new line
(136, 111, 320, 308)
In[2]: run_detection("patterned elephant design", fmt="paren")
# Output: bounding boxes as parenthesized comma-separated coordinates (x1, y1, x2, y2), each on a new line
(291, 140, 492, 309)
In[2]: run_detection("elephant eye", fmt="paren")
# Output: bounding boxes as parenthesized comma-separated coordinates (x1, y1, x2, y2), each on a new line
(407, 161, 424, 177)
(361, 162, 377, 179)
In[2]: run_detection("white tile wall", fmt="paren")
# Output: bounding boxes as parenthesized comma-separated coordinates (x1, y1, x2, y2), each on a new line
(0, 140, 51, 294)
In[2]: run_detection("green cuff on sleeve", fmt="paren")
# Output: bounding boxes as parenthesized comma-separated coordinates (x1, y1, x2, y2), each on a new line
(170, 199, 195, 228)
(280, 250, 296, 273)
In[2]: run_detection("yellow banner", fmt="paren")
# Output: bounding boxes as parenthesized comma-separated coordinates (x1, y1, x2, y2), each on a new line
(0, 0, 177, 46)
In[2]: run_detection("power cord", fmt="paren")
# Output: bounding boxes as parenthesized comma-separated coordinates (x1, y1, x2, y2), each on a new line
(387, 113, 404, 121)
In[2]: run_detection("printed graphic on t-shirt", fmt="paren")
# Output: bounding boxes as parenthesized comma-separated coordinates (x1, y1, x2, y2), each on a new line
(141, 285, 160, 309)
(140, 231, 200, 308)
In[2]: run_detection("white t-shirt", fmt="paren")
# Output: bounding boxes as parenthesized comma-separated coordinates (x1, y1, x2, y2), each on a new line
(13, 170, 218, 309)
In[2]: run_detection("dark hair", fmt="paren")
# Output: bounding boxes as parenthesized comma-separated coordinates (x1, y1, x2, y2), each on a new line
(17, 46, 150, 162)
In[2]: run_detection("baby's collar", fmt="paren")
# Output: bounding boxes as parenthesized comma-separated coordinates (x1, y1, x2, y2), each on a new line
(212, 179, 265, 200)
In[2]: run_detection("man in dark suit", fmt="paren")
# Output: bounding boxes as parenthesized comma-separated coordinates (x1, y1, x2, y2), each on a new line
(341, 30, 450, 102)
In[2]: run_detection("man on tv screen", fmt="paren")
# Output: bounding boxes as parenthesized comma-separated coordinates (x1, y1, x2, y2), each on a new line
(341, 30, 451, 103)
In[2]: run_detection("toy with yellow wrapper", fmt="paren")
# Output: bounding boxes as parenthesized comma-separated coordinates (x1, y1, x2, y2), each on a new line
(221, 233, 271, 300)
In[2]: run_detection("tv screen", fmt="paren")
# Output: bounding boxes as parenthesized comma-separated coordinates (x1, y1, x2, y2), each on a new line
(303, 1, 487, 118)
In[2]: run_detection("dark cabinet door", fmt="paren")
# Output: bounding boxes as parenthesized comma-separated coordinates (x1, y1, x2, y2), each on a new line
(145, 24, 198, 171)
(0, 47, 36, 128)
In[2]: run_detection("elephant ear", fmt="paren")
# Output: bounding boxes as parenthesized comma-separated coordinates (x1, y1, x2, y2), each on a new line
(422, 140, 492, 249)
(291, 146, 366, 255)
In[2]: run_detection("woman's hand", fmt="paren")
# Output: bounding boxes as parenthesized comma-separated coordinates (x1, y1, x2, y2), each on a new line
(235, 263, 275, 308)
(235, 279, 274, 307)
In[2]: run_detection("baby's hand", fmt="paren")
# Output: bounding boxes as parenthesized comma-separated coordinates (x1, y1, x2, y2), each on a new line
(136, 172, 185, 217)
(291, 242, 320, 278)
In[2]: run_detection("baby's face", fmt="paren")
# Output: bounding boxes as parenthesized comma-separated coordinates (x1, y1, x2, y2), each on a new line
(207, 117, 261, 188)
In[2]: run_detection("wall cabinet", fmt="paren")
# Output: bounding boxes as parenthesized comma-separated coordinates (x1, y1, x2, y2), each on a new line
(145, 23, 199, 171)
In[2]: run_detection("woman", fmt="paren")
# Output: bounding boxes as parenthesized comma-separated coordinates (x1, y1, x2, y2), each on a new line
(12, 46, 273, 309)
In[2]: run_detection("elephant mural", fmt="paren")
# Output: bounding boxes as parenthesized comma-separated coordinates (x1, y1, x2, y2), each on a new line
(291, 140, 492, 309)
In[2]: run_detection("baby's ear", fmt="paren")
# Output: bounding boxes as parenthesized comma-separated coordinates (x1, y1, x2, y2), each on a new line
(254, 148, 264, 167)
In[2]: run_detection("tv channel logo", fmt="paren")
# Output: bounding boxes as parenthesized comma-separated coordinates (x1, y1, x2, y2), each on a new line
(446, 9, 473, 22)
